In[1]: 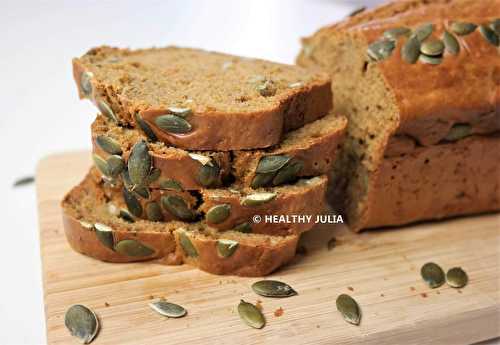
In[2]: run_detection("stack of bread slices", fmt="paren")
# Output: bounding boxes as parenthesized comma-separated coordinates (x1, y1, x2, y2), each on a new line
(62, 46, 347, 276)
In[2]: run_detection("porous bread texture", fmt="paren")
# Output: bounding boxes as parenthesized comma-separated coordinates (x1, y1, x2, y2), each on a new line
(62, 172, 299, 276)
(74, 46, 333, 150)
(297, 0, 500, 231)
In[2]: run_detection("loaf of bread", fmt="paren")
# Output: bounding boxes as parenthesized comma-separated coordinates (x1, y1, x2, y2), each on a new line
(73, 46, 333, 150)
(297, 0, 500, 231)
(92, 112, 346, 190)
(62, 172, 300, 276)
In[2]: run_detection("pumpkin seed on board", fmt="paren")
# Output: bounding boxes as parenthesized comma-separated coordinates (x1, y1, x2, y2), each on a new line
(80, 71, 94, 98)
(420, 38, 445, 56)
(179, 231, 198, 257)
(198, 163, 220, 187)
(479, 25, 500, 47)
(145, 202, 164, 222)
(159, 179, 184, 191)
(450, 22, 477, 36)
(134, 113, 158, 142)
(92, 154, 110, 177)
(367, 39, 396, 61)
(255, 155, 291, 174)
(238, 300, 266, 329)
(443, 31, 460, 55)
(155, 114, 192, 134)
(107, 155, 125, 177)
(122, 187, 143, 217)
(206, 204, 231, 224)
(420, 262, 445, 288)
(444, 124, 471, 142)
(149, 301, 187, 318)
(256, 79, 277, 97)
(114, 239, 154, 257)
(336, 294, 361, 325)
(216, 239, 239, 258)
(413, 23, 434, 41)
(97, 100, 118, 123)
(251, 172, 275, 188)
(94, 223, 115, 250)
(128, 140, 152, 186)
(272, 160, 304, 186)
(95, 135, 122, 155)
(233, 222, 252, 233)
(167, 106, 192, 117)
(161, 195, 196, 221)
(12, 175, 35, 187)
(446, 267, 468, 288)
(251, 280, 298, 298)
(419, 54, 443, 65)
(241, 192, 277, 207)
(401, 35, 421, 64)
(65, 304, 99, 344)
(383, 27, 411, 40)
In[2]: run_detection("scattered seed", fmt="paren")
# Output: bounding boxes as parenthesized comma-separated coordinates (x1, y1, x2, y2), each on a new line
(336, 294, 361, 325)
(64, 304, 99, 344)
(421, 262, 445, 288)
(252, 280, 298, 298)
(446, 267, 468, 288)
(13, 176, 35, 187)
(238, 300, 265, 329)
(149, 301, 187, 318)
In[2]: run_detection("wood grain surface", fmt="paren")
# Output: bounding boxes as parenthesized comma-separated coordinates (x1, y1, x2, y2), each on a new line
(36, 151, 500, 345)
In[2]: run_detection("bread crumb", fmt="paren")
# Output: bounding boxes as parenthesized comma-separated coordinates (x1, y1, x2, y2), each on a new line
(296, 245, 308, 255)
(104, 302, 110, 307)
(274, 307, 284, 317)
(347, 286, 354, 291)
(255, 300, 263, 311)
(148, 295, 154, 300)
(420, 293, 428, 298)
(410, 286, 416, 292)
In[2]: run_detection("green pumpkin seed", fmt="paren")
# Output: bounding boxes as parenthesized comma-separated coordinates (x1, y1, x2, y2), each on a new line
(336, 294, 361, 325)
(12, 175, 35, 187)
(97, 100, 118, 123)
(132, 185, 150, 199)
(92, 154, 110, 177)
(145, 202, 163, 222)
(94, 223, 115, 250)
(80, 71, 94, 98)
(479, 24, 500, 46)
(159, 179, 184, 191)
(232, 222, 252, 233)
(118, 209, 135, 223)
(421, 262, 445, 288)
(256, 155, 291, 174)
(189, 153, 213, 166)
(206, 204, 231, 224)
(65, 304, 99, 344)
(128, 140, 151, 186)
(216, 239, 239, 258)
(134, 113, 158, 142)
(251, 280, 298, 298)
(348, 6, 365, 17)
(241, 192, 277, 207)
(122, 187, 143, 217)
(161, 195, 195, 221)
(198, 163, 220, 187)
(114, 239, 154, 257)
(238, 300, 265, 329)
(420, 38, 444, 56)
(401, 35, 421, 64)
(106, 155, 125, 177)
(179, 231, 198, 257)
(155, 114, 192, 134)
(383, 27, 411, 40)
(251, 172, 275, 188)
(414, 23, 434, 41)
(95, 135, 122, 155)
(272, 160, 304, 186)
(167, 107, 192, 117)
(145, 168, 161, 185)
(256, 80, 277, 97)
(443, 31, 460, 55)
(149, 301, 187, 318)
(419, 54, 443, 65)
(450, 22, 477, 36)
(367, 39, 395, 61)
(446, 267, 468, 288)
(444, 124, 471, 142)
(491, 19, 500, 35)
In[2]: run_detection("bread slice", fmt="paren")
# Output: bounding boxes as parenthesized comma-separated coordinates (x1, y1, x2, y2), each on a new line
(62, 172, 299, 276)
(92, 112, 346, 190)
(92, 167, 327, 236)
(297, 0, 500, 230)
(73, 46, 333, 150)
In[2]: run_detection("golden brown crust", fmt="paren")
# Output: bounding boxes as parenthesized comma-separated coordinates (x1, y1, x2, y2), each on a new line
(73, 46, 333, 151)
(62, 173, 300, 276)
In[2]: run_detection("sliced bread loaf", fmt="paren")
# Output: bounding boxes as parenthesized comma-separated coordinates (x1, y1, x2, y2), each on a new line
(74, 46, 333, 150)
(62, 172, 299, 276)
(92, 112, 346, 190)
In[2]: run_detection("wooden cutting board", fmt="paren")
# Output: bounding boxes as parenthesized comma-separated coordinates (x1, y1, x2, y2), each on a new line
(37, 151, 500, 345)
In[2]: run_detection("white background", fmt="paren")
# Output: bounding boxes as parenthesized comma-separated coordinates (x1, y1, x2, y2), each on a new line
(0, 1, 497, 344)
